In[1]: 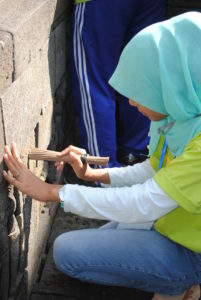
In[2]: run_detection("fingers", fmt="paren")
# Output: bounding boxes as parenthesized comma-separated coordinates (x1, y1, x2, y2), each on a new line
(11, 142, 22, 162)
(2, 170, 20, 189)
(4, 153, 19, 178)
(56, 145, 86, 170)
(60, 145, 86, 156)
(69, 151, 84, 169)
(3, 144, 22, 179)
(55, 161, 64, 171)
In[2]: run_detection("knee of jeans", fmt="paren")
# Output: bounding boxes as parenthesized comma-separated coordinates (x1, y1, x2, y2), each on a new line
(53, 233, 80, 274)
(53, 234, 71, 269)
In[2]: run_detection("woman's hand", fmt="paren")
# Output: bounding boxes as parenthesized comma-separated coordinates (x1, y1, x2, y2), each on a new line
(55, 145, 94, 181)
(55, 145, 86, 171)
(3, 143, 61, 202)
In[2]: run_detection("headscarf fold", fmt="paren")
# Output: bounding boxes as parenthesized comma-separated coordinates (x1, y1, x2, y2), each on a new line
(109, 12, 201, 157)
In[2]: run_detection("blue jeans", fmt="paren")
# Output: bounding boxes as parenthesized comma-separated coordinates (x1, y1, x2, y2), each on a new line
(53, 222, 201, 296)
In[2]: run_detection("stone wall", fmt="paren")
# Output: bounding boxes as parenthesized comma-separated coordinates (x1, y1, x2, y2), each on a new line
(0, 1, 74, 299)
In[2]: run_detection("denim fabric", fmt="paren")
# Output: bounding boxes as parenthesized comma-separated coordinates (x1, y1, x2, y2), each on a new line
(53, 223, 201, 296)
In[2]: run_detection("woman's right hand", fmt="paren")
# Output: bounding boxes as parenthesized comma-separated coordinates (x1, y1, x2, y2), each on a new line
(55, 145, 93, 181)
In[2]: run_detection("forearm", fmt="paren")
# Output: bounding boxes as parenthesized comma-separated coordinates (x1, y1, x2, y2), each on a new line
(77, 159, 154, 185)
(25, 180, 62, 203)
(83, 167, 111, 184)
(47, 184, 63, 202)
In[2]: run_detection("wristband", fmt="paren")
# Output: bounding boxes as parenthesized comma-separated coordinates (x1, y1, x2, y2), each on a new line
(61, 199, 64, 209)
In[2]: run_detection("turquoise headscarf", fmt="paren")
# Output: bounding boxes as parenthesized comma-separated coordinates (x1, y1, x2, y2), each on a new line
(109, 12, 201, 157)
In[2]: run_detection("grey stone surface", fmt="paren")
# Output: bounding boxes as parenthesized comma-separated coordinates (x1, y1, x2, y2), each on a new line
(0, 0, 71, 81)
(0, 0, 71, 84)
(38, 100, 53, 150)
(0, 100, 5, 183)
(1, 40, 52, 152)
(0, 1, 72, 299)
(0, 187, 9, 300)
(0, 250, 9, 300)
(48, 32, 57, 97)
(9, 215, 20, 292)
(24, 201, 56, 296)
(0, 30, 13, 95)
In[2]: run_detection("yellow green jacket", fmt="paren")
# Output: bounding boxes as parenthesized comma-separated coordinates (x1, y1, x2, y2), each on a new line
(151, 133, 201, 253)
(75, 0, 91, 4)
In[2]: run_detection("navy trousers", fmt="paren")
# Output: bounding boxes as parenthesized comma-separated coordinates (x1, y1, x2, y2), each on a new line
(70, 0, 166, 167)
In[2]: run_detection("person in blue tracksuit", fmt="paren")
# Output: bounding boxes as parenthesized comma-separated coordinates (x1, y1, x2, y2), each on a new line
(70, 0, 166, 167)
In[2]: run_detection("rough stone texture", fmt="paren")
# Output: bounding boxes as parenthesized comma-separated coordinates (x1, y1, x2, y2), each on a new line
(1, 41, 51, 152)
(0, 31, 13, 95)
(0, 100, 5, 183)
(0, 0, 72, 81)
(38, 100, 53, 150)
(0, 1, 73, 299)
(0, 32, 68, 153)
(0, 8, 71, 153)
(24, 202, 51, 293)
(0, 187, 10, 300)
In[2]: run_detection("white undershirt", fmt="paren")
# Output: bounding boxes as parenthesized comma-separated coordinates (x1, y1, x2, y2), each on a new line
(59, 159, 178, 229)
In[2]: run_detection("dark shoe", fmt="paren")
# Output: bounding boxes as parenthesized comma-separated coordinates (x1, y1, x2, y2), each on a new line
(117, 152, 147, 166)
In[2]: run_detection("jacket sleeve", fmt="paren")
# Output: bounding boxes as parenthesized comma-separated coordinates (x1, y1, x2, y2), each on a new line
(59, 177, 178, 223)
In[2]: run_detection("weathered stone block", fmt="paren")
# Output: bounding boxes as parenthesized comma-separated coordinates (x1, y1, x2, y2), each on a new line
(0, 250, 9, 300)
(0, 40, 53, 152)
(0, 1, 72, 299)
(9, 215, 20, 292)
(0, 0, 71, 81)
(38, 99, 53, 150)
(0, 186, 10, 300)
(48, 31, 56, 97)
(25, 201, 52, 295)
(0, 1, 48, 78)
(0, 101, 5, 183)
(0, 30, 13, 95)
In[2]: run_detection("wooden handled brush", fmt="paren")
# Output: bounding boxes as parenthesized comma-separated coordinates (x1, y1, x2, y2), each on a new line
(28, 149, 109, 166)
